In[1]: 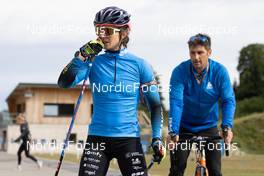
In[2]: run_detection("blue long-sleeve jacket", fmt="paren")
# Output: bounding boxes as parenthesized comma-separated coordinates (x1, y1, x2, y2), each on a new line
(169, 59, 236, 135)
(58, 48, 163, 138)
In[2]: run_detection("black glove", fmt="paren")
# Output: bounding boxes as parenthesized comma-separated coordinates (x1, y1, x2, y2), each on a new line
(151, 138, 166, 164)
(79, 39, 104, 59)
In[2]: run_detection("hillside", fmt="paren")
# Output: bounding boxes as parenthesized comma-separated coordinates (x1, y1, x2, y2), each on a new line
(233, 113, 264, 154)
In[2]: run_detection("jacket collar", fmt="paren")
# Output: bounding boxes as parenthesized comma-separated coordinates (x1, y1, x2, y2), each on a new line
(104, 48, 127, 57)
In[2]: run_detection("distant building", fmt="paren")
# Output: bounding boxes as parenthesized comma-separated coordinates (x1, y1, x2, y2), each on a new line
(3, 83, 151, 154)
(5, 83, 93, 154)
(0, 111, 12, 151)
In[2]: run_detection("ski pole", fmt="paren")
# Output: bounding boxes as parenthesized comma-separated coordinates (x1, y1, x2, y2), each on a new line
(55, 69, 90, 176)
(147, 158, 155, 170)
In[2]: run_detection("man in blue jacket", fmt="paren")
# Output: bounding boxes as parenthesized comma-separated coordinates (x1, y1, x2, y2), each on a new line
(168, 33, 236, 176)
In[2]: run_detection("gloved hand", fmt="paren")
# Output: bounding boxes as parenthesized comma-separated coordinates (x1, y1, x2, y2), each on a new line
(167, 132, 179, 144)
(222, 126, 233, 144)
(151, 138, 166, 164)
(222, 126, 232, 156)
(76, 39, 104, 60)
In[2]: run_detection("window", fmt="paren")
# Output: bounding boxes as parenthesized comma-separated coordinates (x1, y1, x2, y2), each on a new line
(17, 104, 22, 113)
(43, 103, 74, 117)
(59, 104, 74, 116)
(32, 139, 37, 145)
(40, 139, 47, 146)
(44, 104, 58, 116)
(77, 140, 84, 149)
(16, 103, 25, 113)
(69, 133, 77, 144)
(51, 139, 57, 147)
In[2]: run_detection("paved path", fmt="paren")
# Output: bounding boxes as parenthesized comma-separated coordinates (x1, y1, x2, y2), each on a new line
(0, 152, 120, 176)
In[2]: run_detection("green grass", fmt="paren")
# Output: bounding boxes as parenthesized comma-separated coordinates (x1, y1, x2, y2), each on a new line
(233, 113, 264, 154)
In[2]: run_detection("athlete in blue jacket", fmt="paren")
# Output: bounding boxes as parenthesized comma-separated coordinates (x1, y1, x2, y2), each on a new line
(58, 7, 164, 176)
(168, 34, 236, 176)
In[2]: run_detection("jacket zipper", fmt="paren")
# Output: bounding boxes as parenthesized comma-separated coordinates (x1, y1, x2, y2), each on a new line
(114, 56, 117, 85)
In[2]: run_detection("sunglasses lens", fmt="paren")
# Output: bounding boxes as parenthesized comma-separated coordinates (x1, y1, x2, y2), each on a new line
(189, 36, 197, 42)
(200, 36, 207, 42)
(105, 28, 115, 35)
(95, 27, 119, 36)
(189, 36, 208, 43)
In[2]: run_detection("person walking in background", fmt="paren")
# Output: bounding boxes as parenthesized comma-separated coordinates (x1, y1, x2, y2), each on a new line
(15, 113, 42, 171)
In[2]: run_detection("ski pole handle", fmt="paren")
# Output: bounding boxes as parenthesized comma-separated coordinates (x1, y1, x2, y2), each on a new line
(223, 127, 230, 157)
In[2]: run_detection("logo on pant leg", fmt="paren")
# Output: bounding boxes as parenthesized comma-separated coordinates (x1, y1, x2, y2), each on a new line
(131, 171, 144, 176)
(133, 166, 143, 170)
(87, 158, 101, 163)
(132, 158, 141, 165)
(84, 170, 96, 175)
(87, 164, 99, 170)
(126, 152, 144, 158)
(85, 151, 102, 158)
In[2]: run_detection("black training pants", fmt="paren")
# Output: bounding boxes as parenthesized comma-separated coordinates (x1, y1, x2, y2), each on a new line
(17, 142, 37, 165)
(169, 127, 222, 176)
(78, 135, 148, 176)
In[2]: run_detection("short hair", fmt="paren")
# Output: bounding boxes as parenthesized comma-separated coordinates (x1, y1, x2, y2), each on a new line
(188, 33, 211, 49)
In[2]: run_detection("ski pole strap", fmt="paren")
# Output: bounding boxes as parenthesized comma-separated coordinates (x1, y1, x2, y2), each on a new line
(147, 158, 155, 170)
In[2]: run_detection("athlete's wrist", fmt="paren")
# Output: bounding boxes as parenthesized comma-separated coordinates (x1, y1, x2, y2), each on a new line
(169, 131, 178, 137)
(152, 137, 161, 144)
(221, 125, 232, 131)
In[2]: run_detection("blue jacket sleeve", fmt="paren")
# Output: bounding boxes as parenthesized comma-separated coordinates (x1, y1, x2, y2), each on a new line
(169, 66, 185, 135)
(219, 68, 236, 129)
(140, 59, 163, 139)
(139, 59, 155, 84)
(58, 57, 92, 88)
(142, 85, 163, 139)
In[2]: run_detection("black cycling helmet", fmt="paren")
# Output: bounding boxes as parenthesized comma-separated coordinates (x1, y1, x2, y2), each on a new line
(94, 6, 131, 27)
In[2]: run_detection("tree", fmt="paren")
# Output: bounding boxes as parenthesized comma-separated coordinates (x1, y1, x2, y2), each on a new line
(233, 79, 238, 94)
(236, 44, 264, 100)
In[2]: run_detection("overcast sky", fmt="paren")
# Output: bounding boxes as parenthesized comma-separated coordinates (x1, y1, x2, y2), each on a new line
(1, 0, 264, 110)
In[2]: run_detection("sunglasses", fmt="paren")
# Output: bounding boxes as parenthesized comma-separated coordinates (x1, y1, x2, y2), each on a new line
(95, 26, 121, 37)
(188, 35, 208, 43)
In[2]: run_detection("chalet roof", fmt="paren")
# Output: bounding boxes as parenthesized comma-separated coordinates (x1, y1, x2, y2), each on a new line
(6, 82, 90, 101)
